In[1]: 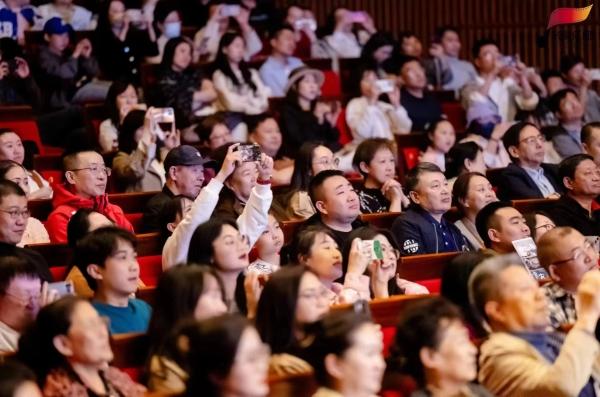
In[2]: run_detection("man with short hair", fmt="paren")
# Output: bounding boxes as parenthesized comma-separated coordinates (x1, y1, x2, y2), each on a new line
(498, 122, 562, 200)
(548, 88, 586, 158)
(560, 54, 600, 123)
(46, 150, 133, 242)
(434, 26, 477, 92)
(304, 169, 364, 249)
(0, 180, 51, 281)
(537, 226, 599, 329)
(475, 201, 531, 254)
(142, 145, 209, 232)
(469, 253, 600, 397)
(581, 122, 600, 167)
(392, 162, 469, 256)
(550, 154, 600, 235)
(259, 24, 304, 97)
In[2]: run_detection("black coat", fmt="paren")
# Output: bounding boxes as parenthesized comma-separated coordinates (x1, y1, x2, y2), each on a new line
(496, 162, 563, 200)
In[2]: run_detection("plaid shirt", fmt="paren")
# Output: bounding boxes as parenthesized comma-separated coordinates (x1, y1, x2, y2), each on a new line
(543, 282, 577, 329)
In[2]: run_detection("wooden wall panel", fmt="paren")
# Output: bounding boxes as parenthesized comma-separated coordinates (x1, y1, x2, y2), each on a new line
(277, 0, 600, 69)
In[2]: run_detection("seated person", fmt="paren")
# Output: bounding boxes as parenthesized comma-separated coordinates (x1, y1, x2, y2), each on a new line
(99, 81, 142, 154)
(35, 0, 93, 31)
(537, 226, 599, 329)
(39, 18, 108, 109)
(560, 54, 600, 123)
(0, 256, 55, 354)
(192, 112, 233, 150)
(345, 69, 412, 146)
(352, 138, 408, 213)
(259, 24, 304, 97)
(392, 163, 469, 256)
(453, 172, 498, 250)
(390, 296, 492, 397)
(0, 160, 49, 246)
(475, 201, 531, 254)
(419, 119, 456, 172)
(300, 309, 385, 397)
(213, 142, 274, 220)
(435, 25, 478, 91)
(582, 121, 600, 167)
(274, 142, 338, 221)
(0, 41, 42, 108)
(74, 227, 152, 334)
(400, 31, 453, 89)
(445, 141, 487, 187)
(323, 8, 376, 58)
(523, 211, 556, 243)
(142, 145, 209, 232)
(284, 4, 320, 58)
(0, 180, 51, 281)
(548, 88, 585, 158)
(248, 212, 284, 275)
(18, 296, 146, 395)
(498, 122, 562, 200)
(112, 108, 180, 193)
(550, 154, 600, 235)
(145, 0, 182, 64)
(247, 113, 294, 186)
(399, 56, 443, 131)
(46, 149, 134, 243)
(303, 169, 364, 249)
(469, 254, 600, 397)
(0, 129, 52, 200)
(0, 361, 42, 397)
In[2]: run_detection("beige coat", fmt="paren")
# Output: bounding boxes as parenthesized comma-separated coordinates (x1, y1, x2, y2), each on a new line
(112, 141, 165, 193)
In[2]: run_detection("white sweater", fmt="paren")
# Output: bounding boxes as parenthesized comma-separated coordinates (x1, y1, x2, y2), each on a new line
(212, 68, 271, 115)
(162, 178, 272, 269)
(346, 97, 412, 145)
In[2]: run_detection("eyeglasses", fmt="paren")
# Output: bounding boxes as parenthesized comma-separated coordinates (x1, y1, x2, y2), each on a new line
(519, 134, 546, 146)
(3, 290, 41, 305)
(552, 241, 595, 266)
(535, 223, 555, 233)
(69, 165, 112, 176)
(312, 157, 340, 168)
(0, 208, 30, 219)
(299, 287, 333, 301)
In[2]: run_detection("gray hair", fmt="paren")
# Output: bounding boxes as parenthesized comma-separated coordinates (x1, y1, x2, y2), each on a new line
(467, 253, 522, 331)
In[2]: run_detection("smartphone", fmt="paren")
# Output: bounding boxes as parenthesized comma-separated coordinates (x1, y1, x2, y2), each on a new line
(125, 9, 143, 23)
(501, 55, 517, 68)
(358, 240, 384, 260)
(375, 79, 395, 94)
(48, 281, 74, 298)
(221, 4, 241, 17)
(236, 144, 261, 162)
(153, 107, 175, 141)
(350, 11, 367, 23)
(588, 68, 600, 81)
(294, 18, 316, 31)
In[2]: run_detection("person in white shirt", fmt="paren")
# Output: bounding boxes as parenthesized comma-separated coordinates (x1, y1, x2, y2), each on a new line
(145, 0, 182, 64)
(324, 8, 375, 59)
(462, 38, 539, 123)
(194, 3, 262, 63)
(35, 0, 93, 31)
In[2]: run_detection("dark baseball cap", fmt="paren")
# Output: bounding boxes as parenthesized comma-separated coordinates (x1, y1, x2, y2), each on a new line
(164, 145, 211, 171)
(43, 17, 74, 35)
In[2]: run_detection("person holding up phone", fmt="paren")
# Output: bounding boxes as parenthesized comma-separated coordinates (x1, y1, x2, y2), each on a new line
(324, 8, 376, 58)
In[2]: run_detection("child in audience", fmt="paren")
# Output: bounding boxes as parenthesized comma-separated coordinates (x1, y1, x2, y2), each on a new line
(255, 265, 328, 376)
(99, 81, 142, 153)
(300, 309, 385, 397)
(352, 138, 409, 213)
(0, 129, 52, 200)
(193, 112, 233, 151)
(146, 265, 227, 393)
(36, 0, 93, 31)
(74, 227, 152, 334)
(158, 37, 218, 126)
(248, 212, 284, 275)
(0, 361, 42, 397)
(419, 119, 456, 172)
(0, 160, 49, 246)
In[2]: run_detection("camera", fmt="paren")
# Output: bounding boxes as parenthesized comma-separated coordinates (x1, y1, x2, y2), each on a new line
(236, 144, 262, 162)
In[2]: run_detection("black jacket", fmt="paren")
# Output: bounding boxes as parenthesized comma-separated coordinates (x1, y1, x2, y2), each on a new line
(141, 185, 175, 232)
(549, 194, 600, 236)
(497, 162, 563, 200)
(392, 206, 470, 256)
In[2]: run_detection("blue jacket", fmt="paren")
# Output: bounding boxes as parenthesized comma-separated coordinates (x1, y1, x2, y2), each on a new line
(392, 206, 471, 256)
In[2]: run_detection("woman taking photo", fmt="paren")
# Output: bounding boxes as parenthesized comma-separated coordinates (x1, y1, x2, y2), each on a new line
(98, 81, 142, 154)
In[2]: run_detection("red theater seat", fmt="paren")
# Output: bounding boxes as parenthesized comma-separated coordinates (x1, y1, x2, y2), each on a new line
(138, 255, 162, 287)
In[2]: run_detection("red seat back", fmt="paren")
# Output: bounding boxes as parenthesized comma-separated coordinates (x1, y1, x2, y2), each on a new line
(402, 147, 420, 171)
(50, 266, 68, 281)
(321, 70, 341, 99)
(138, 255, 162, 287)
(2, 120, 44, 154)
(125, 213, 144, 234)
(417, 279, 441, 293)
(441, 102, 467, 132)
(337, 108, 352, 146)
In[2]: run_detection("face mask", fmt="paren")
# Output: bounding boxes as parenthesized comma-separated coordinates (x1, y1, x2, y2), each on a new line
(164, 21, 181, 39)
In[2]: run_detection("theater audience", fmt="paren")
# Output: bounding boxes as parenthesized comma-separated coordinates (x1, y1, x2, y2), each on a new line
(0, 160, 49, 246)
(475, 201, 530, 254)
(99, 81, 142, 153)
(0, 361, 42, 397)
(358, 32, 398, 81)
(18, 296, 146, 396)
(300, 308, 385, 397)
(142, 145, 209, 232)
(548, 88, 586, 158)
(399, 56, 443, 131)
(537, 226, 598, 329)
(74, 227, 151, 334)
(459, 107, 512, 169)
(469, 253, 600, 397)
(560, 54, 600, 123)
(280, 67, 341, 158)
(259, 24, 304, 97)
(284, 4, 320, 58)
(36, 0, 93, 31)
(352, 138, 408, 213)
(434, 26, 477, 91)
(453, 172, 498, 250)
(445, 142, 487, 186)
(146, 265, 227, 393)
(582, 122, 600, 166)
(392, 163, 469, 255)
(550, 154, 600, 235)
(180, 314, 270, 397)
(158, 37, 218, 126)
(498, 122, 562, 200)
(145, 0, 182, 64)
(46, 149, 133, 242)
(0, 256, 56, 354)
(390, 297, 492, 397)
(400, 31, 453, 89)
(523, 211, 555, 243)
(419, 119, 456, 172)
(324, 8, 376, 58)
(0, 180, 51, 281)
